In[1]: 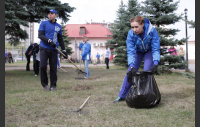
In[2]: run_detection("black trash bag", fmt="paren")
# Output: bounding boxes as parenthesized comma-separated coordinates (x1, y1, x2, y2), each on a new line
(125, 71, 161, 108)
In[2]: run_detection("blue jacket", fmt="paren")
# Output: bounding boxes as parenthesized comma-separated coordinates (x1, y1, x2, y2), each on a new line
(126, 18, 160, 66)
(79, 42, 91, 60)
(96, 53, 100, 58)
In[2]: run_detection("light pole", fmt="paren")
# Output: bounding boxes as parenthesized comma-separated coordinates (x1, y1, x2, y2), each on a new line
(184, 8, 188, 70)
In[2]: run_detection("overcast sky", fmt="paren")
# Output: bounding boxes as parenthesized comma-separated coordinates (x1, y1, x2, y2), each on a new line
(34, 0, 195, 42)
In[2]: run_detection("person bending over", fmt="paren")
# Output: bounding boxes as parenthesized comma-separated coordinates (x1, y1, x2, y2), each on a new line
(113, 16, 160, 103)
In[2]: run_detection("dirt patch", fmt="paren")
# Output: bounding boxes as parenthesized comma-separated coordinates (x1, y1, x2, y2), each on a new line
(70, 84, 92, 91)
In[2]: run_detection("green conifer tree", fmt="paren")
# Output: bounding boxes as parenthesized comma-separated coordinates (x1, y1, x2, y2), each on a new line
(186, 20, 195, 28)
(60, 22, 73, 55)
(58, 22, 73, 62)
(5, 0, 75, 46)
(141, 0, 187, 71)
(107, 0, 140, 66)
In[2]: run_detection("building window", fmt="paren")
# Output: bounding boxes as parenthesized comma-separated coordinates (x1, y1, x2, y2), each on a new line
(80, 27, 86, 35)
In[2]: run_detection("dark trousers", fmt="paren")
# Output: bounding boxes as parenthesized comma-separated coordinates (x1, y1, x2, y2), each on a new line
(105, 58, 109, 69)
(40, 47, 57, 88)
(26, 54, 31, 70)
(34, 60, 40, 75)
(180, 56, 185, 69)
(8, 57, 13, 63)
(180, 56, 184, 61)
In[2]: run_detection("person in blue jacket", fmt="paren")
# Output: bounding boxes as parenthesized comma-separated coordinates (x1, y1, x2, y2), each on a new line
(79, 36, 91, 78)
(5, 51, 7, 63)
(96, 52, 100, 64)
(38, 9, 68, 91)
(113, 15, 160, 103)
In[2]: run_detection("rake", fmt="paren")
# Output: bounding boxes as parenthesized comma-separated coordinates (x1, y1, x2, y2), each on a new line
(74, 96, 90, 112)
(55, 47, 87, 75)
(66, 96, 91, 114)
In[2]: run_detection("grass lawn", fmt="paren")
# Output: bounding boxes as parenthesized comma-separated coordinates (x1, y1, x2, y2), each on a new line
(5, 65, 195, 127)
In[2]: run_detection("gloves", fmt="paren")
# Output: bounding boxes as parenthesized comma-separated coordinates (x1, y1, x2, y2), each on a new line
(48, 39, 56, 48)
(127, 67, 137, 85)
(62, 50, 68, 59)
(149, 65, 158, 74)
(147, 60, 159, 74)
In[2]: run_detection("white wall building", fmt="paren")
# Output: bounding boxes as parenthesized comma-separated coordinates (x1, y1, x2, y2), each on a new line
(65, 23, 113, 63)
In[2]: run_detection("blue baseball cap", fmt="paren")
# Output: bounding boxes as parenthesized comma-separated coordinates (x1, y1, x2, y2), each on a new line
(48, 9, 57, 14)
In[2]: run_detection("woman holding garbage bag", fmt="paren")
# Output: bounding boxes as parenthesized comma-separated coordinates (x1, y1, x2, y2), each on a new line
(113, 16, 160, 103)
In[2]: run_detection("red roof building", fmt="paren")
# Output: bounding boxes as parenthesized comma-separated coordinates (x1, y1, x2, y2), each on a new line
(65, 24, 113, 63)
(65, 24, 112, 38)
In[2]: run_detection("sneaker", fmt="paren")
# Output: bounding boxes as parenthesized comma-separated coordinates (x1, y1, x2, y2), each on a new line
(50, 87, 56, 91)
(113, 96, 125, 103)
(35, 74, 38, 76)
(44, 86, 50, 91)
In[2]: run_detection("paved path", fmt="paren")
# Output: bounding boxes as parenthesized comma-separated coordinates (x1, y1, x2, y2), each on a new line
(5, 63, 195, 72)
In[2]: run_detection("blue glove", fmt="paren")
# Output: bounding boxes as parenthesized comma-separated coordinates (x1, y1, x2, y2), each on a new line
(79, 43, 84, 50)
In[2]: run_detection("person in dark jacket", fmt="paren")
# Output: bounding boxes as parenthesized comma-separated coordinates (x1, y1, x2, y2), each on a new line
(25, 43, 37, 71)
(113, 16, 160, 103)
(38, 9, 68, 91)
(7, 51, 14, 63)
(32, 43, 40, 76)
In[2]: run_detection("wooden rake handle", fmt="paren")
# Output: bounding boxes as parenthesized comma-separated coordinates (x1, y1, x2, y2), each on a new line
(55, 47, 81, 71)
(78, 96, 90, 111)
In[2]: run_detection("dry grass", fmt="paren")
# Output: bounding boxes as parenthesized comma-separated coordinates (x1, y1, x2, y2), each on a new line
(5, 65, 195, 127)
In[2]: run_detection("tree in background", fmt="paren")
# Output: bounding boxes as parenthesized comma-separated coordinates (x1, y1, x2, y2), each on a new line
(61, 22, 73, 55)
(106, 0, 140, 66)
(5, 0, 75, 46)
(141, 0, 187, 71)
(186, 20, 195, 28)
(59, 22, 73, 61)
